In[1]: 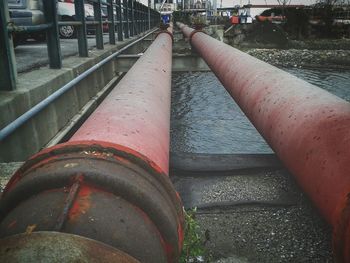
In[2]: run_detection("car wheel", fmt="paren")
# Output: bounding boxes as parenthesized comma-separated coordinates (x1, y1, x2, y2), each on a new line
(59, 23, 76, 39)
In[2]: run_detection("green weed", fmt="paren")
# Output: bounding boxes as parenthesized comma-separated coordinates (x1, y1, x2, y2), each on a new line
(180, 208, 209, 263)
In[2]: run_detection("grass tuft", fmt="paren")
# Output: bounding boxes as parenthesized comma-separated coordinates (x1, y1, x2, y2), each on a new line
(180, 208, 209, 263)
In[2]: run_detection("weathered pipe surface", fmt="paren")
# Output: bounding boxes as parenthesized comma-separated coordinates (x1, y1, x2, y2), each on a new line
(178, 22, 350, 263)
(69, 26, 173, 175)
(0, 26, 184, 263)
(0, 231, 140, 263)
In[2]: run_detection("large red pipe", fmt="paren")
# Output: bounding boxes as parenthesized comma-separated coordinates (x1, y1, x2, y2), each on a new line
(0, 25, 184, 263)
(178, 22, 350, 262)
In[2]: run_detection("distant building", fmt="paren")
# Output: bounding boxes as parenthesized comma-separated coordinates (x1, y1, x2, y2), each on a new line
(155, 0, 177, 13)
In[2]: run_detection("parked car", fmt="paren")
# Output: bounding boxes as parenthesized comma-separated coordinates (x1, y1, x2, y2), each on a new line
(58, 0, 109, 39)
(7, 0, 109, 46)
(8, 0, 45, 46)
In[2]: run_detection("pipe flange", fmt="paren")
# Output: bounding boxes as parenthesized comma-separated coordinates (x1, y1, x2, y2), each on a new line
(188, 30, 203, 46)
(156, 30, 174, 42)
(0, 141, 184, 263)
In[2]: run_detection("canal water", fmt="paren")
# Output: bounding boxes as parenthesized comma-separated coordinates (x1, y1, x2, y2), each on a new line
(170, 68, 350, 154)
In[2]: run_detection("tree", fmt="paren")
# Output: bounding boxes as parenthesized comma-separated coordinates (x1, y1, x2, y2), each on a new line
(276, 0, 292, 5)
(316, 0, 349, 5)
(314, 0, 349, 37)
(277, 0, 292, 21)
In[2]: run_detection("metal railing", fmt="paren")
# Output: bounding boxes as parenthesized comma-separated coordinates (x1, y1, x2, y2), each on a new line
(0, 29, 158, 142)
(0, 0, 160, 91)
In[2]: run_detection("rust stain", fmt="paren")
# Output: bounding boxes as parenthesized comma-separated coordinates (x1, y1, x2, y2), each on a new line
(64, 163, 79, 168)
(68, 184, 93, 222)
(80, 150, 113, 158)
(115, 155, 131, 164)
(177, 221, 184, 250)
(25, 224, 37, 234)
(7, 220, 17, 229)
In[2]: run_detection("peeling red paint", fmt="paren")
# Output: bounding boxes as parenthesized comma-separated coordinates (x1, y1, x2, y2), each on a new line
(68, 184, 93, 222)
(69, 29, 174, 175)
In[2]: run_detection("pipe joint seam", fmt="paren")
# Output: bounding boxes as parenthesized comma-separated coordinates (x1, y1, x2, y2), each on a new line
(156, 30, 174, 42)
(188, 29, 203, 46)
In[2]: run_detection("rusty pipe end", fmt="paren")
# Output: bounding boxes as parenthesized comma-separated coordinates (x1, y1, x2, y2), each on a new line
(156, 29, 174, 42)
(0, 142, 184, 263)
(176, 22, 202, 45)
(157, 22, 174, 41)
(0, 231, 140, 263)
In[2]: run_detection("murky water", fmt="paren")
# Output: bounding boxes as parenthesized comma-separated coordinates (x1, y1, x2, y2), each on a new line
(284, 67, 350, 101)
(170, 68, 350, 154)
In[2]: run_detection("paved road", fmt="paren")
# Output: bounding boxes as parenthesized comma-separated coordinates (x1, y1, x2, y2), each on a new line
(15, 34, 111, 73)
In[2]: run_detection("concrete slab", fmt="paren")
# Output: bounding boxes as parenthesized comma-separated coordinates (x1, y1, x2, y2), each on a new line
(171, 167, 333, 262)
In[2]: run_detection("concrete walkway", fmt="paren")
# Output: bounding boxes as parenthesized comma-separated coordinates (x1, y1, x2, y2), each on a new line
(15, 34, 110, 73)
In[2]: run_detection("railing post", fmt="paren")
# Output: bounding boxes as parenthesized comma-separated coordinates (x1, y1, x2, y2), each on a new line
(116, 0, 123, 41)
(133, 0, 138, 35)
(154, 11, 157, 27)
(93, 0, 104, 49)
(123, 0, 129, 38)
(143, 5, 148, 32)
(128, 0, 132, 36)
(148, 0, 151, 30)
(43, 0, 62, 69)
(134, 2, 138, 34)
(0, 0, 17, 91)
(74, 0, 88, 57)
(140, 5, 144, 32)
(107, 0, 116, 44)
(143, 5, 146, 32)
(150, 9, 153, 27)
(129, 0, 134, 36)
(137, 2, 142, 33)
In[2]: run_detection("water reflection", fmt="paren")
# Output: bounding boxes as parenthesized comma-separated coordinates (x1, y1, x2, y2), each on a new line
(171, 72, 273, 154)
(284, 67, 350, 102)
(170, 69, 350, 154)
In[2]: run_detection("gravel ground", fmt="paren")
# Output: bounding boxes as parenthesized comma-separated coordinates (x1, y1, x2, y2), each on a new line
(172, 168, 334, 263)
(245, 48, 350, 69)
(0, 162, 22, 193)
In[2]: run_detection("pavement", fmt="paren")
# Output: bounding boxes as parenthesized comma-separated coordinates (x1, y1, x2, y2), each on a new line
(15, 34, 111, 73)
(171, 165, 333, 263)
